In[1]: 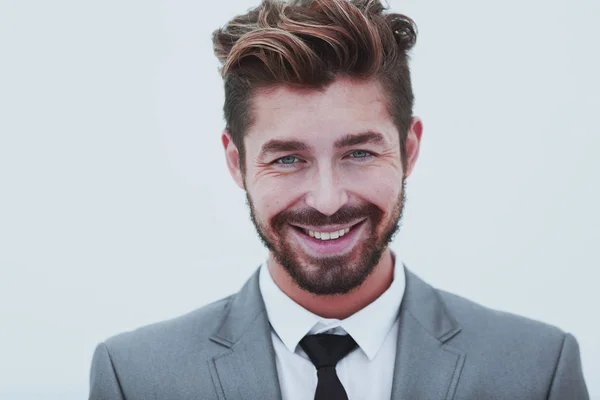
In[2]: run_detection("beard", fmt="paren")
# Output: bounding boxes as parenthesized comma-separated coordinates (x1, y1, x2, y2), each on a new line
(246, 179, 406, 295)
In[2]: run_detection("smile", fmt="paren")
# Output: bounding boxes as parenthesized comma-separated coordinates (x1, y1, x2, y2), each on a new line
(288, 220, 366, 256)
(304, 227, 351, 241)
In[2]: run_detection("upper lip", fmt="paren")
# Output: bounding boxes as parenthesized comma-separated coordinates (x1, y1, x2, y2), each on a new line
(289, 219, 365, 233)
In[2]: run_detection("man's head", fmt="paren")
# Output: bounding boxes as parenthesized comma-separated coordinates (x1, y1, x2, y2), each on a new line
(213, 0, 422, 295)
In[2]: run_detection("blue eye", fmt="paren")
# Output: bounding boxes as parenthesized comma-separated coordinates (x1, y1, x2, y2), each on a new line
(276, 156, 299, 165)
(349, 150, 372, 159)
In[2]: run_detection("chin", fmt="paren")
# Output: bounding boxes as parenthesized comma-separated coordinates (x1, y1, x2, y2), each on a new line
(277, 248, 382, 296)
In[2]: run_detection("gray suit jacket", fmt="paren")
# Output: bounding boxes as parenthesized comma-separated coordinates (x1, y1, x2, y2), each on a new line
(89, 267, 589, 399)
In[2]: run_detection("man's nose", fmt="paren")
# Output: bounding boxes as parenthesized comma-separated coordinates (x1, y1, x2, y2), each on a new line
(304, 167, 349, 217)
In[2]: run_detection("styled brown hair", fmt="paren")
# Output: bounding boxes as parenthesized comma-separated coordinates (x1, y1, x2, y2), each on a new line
(212, 0, 417, 172)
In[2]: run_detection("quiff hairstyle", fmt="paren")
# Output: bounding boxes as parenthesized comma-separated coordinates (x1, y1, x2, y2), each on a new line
(212, 0, 417, 172)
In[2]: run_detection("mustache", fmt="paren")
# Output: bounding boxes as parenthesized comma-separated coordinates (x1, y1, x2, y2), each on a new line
(271, 204, 383, 229)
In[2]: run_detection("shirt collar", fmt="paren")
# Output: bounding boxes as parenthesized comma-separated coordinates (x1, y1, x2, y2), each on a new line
(259, 255, 406, 361)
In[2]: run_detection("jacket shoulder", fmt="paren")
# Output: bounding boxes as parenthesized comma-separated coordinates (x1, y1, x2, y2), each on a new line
(91, 295, 235, 399)
(437, 288, 565, 341)
(433, 289, 588, 397)
(104, 294, 232, 357)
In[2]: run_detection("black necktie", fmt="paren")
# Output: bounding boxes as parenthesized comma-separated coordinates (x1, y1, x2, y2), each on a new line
(299, 333, 358, 400)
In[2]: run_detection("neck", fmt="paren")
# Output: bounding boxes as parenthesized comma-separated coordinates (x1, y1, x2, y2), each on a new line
(267, 250, 395, 320)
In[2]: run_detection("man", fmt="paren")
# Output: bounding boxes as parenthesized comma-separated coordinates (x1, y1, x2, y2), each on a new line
(89, 0, 589, 398)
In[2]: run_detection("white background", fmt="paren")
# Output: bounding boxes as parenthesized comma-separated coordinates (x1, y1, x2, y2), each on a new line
(1, 0, 598, 398)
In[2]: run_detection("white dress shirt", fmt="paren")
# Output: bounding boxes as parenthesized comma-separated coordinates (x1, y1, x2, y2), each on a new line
(258, 259, 406, 400)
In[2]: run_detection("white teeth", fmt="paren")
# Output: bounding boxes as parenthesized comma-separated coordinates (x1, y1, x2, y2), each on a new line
(306, 227, 352, 241)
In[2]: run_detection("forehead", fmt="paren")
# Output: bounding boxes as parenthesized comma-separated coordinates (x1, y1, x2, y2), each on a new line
(245, 77, 398, 148)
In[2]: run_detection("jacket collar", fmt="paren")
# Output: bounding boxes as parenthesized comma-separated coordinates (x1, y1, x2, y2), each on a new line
(208, 265, 465, 400)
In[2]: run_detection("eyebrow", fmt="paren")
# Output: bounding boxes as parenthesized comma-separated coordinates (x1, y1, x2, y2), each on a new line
(333, 131, 387, 148)
(258, 131, 387, 159)
(259, 139, 311, 159)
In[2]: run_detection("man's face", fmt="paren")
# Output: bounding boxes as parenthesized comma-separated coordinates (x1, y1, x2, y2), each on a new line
(224, 77, 420, 295)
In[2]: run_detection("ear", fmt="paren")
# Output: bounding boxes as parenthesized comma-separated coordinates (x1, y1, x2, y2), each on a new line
(221, 130, 245, 189)
(404, 117, 423, 178)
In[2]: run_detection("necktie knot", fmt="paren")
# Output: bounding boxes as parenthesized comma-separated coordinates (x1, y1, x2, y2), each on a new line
(299, 333, 357, 370)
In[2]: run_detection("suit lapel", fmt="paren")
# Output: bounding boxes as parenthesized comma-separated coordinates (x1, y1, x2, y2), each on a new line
(207, 266, 466, 400)
(391, 267, 465, 400)
(208, 269, 282, 400)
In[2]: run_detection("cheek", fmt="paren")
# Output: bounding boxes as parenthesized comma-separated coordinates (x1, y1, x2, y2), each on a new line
(346, 168, 402, 211)
(249, 179, 299, 222)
